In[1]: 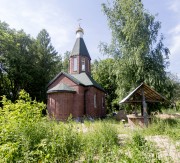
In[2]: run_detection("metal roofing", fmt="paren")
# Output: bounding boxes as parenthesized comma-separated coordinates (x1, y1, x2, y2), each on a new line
(47, 72, 105, 92)
(71, 72, 105, 92)
(47, 83, 76, 93)
(47, 72, 83, 87)
(119, 83, 168, 104)
(70, 38, 91, 59)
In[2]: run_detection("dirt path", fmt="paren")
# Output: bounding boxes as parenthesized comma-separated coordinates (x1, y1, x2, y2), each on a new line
(146, 135, 180, 163)
(156, 113, 180, 119)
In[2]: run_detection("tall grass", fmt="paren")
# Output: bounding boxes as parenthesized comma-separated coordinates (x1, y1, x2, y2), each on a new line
(1, 91, 176, 162)
(141, 118, 180, 141)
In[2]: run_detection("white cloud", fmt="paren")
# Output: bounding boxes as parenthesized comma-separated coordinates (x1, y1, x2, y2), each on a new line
(169, 24, 180, 55)
(165, 0, 180, 77)
(168, 24, 180, 76)
(168, 0, 180, 13)
(0, 0, 74, 53)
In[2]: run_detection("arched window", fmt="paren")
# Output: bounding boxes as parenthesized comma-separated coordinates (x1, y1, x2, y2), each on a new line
(102, 97, 104, 108)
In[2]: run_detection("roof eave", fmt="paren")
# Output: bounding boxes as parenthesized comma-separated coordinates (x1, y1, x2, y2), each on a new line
(119, 83, 169, 104)
(47, 90, 76, 94)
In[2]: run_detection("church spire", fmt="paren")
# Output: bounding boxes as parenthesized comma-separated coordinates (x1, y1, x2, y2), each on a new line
(69, 26, 91, 75)
(70, 26, 91, 59)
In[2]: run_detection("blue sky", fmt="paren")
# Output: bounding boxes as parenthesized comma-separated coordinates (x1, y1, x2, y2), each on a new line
(0, 0, 179, 78)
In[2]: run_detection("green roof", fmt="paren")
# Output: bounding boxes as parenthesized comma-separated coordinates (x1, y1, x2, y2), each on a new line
(70, 38, 91, 59)
(47, 72, 105, 92)
(47, 72, 83, 87)
(47, 83, 76, 93)
(71, 73, 105, 92)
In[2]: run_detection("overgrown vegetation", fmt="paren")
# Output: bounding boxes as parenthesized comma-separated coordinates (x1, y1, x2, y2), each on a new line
(0, 21, 72, 102)
(1, 91, 179, 162)
(0, 0, 180, 162)
(142, 118, 180, 141)
(91, 0, 180, 113)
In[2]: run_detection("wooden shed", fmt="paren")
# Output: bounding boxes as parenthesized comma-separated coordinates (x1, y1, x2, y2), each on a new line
(119, 83, 169, 126)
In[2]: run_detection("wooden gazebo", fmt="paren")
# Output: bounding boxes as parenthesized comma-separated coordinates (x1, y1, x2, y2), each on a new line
(119, 83, 169, 126)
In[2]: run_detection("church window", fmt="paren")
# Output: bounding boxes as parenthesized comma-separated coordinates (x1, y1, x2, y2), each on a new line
(73, 57, 77, 71)
(87, 60, 89, 72)
(94, 94, 97, 108)
(82, 58, 85, 71)
(102, 97, 105, 108)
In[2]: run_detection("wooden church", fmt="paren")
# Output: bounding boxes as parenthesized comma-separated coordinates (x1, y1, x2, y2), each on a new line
(47, 26, 106, 120)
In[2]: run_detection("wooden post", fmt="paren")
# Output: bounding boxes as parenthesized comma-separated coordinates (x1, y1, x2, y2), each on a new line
(141, 86, 148, 127)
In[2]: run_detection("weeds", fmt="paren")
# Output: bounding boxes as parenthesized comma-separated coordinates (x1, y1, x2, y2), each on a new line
(142, 118, 180, 141)
(127, 133, 162, 162)
(0, 91, 179, 162)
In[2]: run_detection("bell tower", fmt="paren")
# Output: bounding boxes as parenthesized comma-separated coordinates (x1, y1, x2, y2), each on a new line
(69, 26, 91, 75)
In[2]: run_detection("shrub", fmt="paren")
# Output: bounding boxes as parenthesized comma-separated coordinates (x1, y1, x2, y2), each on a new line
(127, 133, 162, 163)
(82, 121, 120, 161)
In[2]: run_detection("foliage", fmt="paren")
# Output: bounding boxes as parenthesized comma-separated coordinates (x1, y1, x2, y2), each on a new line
(0, 21, 62, 102)
(142, 118, 180, 141)
(0, 21, 35, 101)
(101, 0, 173, 102)
(32, 29, 62, 101)
(0, 89, 179, 162)
(176, 101, 180, 111)
(126, 133, 162, 162)
(0, 90, 45, 137)
(92, 58, 118, 112)
(166, 73, 180, 102)
(62, 51, 70, 73)
(1, 91, 179, 162)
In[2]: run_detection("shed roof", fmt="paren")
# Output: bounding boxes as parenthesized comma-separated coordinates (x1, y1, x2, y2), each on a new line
(47, 83, 76, 93)
(70, 38, 91, 59)
(119, 83, 168, 104)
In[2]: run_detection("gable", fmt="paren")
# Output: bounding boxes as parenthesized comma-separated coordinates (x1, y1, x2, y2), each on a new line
(47, 72, 80, 90)
(48, 72, 82, 90)
(48, 72, 105, 93)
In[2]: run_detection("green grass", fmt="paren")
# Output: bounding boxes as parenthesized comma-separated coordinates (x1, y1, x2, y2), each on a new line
(140, 118, 180, 141)
(0, 91, 179, 162)
(2, 117, 175, 162)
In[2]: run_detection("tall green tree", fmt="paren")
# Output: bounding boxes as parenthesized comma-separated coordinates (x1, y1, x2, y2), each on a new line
(0, 22, 62, 102)
(0, 21, 35, 101)
(101, 0, 171, 100)
(33, 29, 62, 101)
(62, 51, 70, 73)
(92, 58, 118, 112)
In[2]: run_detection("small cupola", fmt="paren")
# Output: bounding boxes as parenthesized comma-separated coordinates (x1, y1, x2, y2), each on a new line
(76, 26, 84, 38)
(69, 26, 91, 75)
